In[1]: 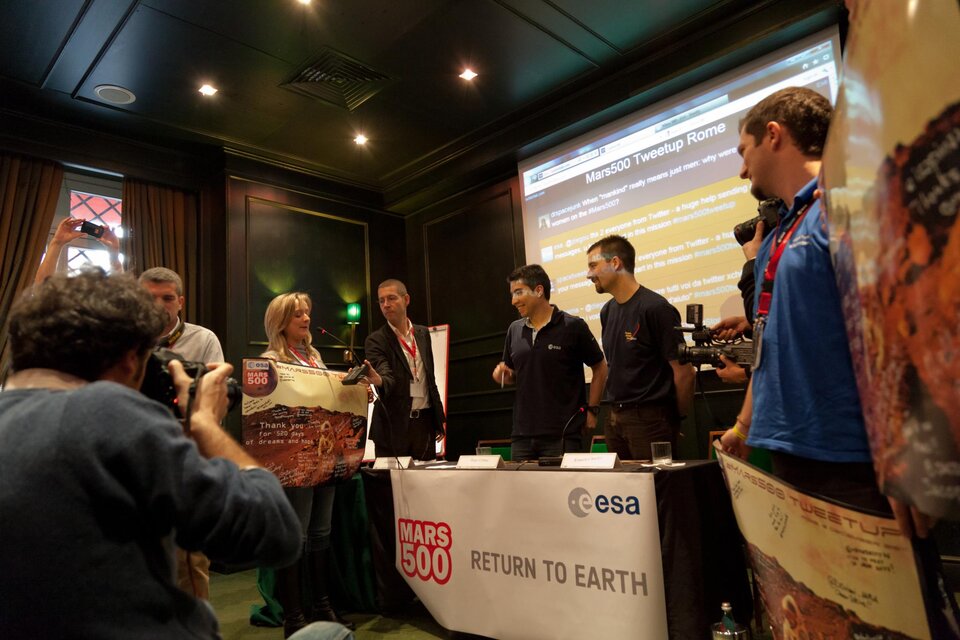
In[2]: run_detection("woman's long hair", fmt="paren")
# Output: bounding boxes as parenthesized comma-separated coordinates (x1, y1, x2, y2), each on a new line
(263, 292, 321, 364)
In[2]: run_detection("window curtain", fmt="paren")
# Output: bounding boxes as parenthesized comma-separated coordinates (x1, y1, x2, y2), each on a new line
(0, 153, 64, 382)
(121, 177, 199, 323)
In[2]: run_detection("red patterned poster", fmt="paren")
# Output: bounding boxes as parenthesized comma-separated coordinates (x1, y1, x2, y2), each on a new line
(822, 0, 960, 519)
(241, 358, 368, 487)
(718, 450, 931, 639)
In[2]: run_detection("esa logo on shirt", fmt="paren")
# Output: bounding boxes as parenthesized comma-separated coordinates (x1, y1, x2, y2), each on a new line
(547, 344, 562, 350)
(624, 321, 641, 342)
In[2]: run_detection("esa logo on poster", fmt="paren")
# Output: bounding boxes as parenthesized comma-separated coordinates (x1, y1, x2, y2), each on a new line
(397, 518, 452, 585)
(568, 487, 641, 518)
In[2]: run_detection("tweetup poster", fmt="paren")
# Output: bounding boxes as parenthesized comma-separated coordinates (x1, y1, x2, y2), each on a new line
(241, 358, 368, 487)
(821, 0, 960, 519)
(717, 450, 930, 639)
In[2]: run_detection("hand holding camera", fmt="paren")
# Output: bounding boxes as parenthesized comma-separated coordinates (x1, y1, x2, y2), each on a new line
(167, 359, 234, 426)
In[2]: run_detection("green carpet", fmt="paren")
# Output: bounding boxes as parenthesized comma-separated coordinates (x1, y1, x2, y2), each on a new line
(209, 570, 450, 639)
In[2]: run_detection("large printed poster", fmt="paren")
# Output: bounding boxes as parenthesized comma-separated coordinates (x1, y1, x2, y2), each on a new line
(822, 1, 960, 518)
(391, 469, 667, 640)
(717, 450, 930, 639)
(241, 358, 368, 486)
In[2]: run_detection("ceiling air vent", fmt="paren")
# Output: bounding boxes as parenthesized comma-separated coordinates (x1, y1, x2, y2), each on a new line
(283, 47, 393, 112)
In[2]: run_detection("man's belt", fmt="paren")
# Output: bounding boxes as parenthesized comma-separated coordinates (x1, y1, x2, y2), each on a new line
(409, 407, 434, 419)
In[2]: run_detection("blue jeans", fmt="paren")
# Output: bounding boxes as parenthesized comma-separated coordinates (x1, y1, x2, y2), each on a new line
(284, 484, 336, 551)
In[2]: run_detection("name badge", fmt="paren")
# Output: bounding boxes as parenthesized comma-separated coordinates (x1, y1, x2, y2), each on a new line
(752, 317, 765, 369)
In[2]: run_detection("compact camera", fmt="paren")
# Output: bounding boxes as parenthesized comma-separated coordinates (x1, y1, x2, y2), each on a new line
(140, 348, 241, 416)
(676, 304, 753, 370)
(733, 198, 781, 246)
(80, 220, 106, 238)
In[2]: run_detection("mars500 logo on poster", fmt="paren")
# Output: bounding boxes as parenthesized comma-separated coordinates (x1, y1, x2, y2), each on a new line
(397, 518, 453, 585)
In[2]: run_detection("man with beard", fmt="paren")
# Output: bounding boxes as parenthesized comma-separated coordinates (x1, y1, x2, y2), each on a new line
(586, 236, 694, 460)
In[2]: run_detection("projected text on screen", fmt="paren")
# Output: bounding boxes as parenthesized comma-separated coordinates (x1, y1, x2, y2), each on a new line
(519, 30, 841, 356)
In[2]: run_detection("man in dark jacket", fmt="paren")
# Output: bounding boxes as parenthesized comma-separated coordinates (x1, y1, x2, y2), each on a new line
(365, 279, 445, 459)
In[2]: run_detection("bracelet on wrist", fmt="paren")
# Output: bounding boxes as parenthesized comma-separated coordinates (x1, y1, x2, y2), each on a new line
(732, 423, 748, 441)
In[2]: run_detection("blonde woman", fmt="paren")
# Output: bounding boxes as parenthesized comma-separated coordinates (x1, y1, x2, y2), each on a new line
(261, 292, 379, 636)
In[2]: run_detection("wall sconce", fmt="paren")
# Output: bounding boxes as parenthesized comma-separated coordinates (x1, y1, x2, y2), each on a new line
(345, 302, 361, 363)
(346, 302, 361, 325)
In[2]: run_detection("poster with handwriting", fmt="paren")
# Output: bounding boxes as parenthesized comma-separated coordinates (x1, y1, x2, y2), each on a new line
(821, 1, 960, 519)
(717, 450, 930, 640)
(241, 358, 368, 487)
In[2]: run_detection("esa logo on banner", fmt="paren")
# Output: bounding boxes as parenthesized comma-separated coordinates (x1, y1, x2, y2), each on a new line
(568, 487, 640, 517)
(397, 518, 452, 585)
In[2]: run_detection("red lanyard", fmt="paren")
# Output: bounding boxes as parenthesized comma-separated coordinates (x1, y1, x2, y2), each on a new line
(756, 202, 812, 318)
(289, 345, 318, 368)
(394, 323, 419, 379)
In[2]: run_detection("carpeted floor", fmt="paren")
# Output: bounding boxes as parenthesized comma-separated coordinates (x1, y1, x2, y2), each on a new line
(209, 570, 450, 640)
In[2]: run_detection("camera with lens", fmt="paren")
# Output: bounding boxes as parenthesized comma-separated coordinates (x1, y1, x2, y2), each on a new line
(676, 304, 753, 370)
(733, 198, 782, 246)
(140, 348, 241, 416)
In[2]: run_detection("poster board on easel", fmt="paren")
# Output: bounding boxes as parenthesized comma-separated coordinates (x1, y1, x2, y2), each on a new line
(362, 324, 450, 460)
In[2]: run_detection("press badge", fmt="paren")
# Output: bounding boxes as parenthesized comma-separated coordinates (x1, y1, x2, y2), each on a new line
(753, 317, 765, 369)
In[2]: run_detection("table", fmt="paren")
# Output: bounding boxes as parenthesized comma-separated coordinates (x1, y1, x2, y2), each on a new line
(358, 460, 752, 640)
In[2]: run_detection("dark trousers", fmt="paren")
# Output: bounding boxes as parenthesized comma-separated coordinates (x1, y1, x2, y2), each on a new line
(769, 450, 891, 514)
(606, 402, 679, 461)
(406, 408, 437, 460)
(511, 435, 581, 462)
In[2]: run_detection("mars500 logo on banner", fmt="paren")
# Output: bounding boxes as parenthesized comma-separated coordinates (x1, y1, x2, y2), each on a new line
(397, 518, 452, 585)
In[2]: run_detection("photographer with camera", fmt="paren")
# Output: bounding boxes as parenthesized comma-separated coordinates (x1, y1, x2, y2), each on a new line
(138, 266, 225, 599)
(0, 269, 301, 639)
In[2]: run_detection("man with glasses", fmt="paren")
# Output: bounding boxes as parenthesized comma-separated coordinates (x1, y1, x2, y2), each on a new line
(586, 235, 694, 461)
(365, 279, 445, 460)
(493, 264, 607, 461)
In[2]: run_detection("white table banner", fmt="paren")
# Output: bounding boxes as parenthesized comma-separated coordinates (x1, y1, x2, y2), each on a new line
(391, 469, 667, 640)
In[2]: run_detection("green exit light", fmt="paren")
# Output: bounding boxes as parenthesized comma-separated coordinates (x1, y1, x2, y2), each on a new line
(346, 302, 361, 324)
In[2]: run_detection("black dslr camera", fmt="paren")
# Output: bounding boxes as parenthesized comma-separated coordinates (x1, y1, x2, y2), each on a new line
(676, 304, 753, 370)
(140, 348, 241, 416)
(733, 198, 782, 246)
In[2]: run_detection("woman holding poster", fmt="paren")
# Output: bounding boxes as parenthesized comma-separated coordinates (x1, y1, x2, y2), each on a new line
(259, 292, 380, 637)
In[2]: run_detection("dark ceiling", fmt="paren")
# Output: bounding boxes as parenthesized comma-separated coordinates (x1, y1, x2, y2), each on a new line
(0, 0, 838, 210)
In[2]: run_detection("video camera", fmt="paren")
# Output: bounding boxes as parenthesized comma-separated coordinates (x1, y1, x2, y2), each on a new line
(733, 198, 781, 246)
(676, 304, 753, 370)
(140, 348, 242, 416)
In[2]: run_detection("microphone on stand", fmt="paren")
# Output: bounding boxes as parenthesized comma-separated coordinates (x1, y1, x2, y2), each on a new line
(317, 326, 368, 385)
(538, 406, 586, 466)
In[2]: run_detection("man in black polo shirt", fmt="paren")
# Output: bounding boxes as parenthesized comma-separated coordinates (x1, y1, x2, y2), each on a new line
(586, 235, 694, 460)
(492, 264, 607, 461)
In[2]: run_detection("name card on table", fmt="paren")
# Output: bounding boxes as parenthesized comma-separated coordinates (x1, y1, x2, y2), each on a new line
(456, 455, 505, 469)
(373, 456, 414, 470)
(561, 452, 621, 469)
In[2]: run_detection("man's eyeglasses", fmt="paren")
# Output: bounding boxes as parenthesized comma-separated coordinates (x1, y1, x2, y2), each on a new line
(510, 288, 534, 299)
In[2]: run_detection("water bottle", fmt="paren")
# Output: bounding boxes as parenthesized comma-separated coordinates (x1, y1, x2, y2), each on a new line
(711, 602, 749, 639)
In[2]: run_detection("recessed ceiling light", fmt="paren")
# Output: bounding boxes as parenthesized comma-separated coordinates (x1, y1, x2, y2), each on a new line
(354, 134, 368, 145)
(94, 84, 136, 105)
(297, 0, 311, 4)
(459, 69, 478, 81)
(198, 84, 218, 96)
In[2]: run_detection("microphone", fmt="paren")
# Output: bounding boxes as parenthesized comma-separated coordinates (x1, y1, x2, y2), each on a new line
(316, 326, 368, 386)
(538, 406, 586, 466)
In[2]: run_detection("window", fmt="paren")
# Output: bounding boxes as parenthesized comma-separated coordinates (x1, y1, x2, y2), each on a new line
(43, 171, 124, 275)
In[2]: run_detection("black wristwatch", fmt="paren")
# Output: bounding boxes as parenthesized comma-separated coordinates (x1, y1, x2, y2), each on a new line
(586, 405, 600, 416)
